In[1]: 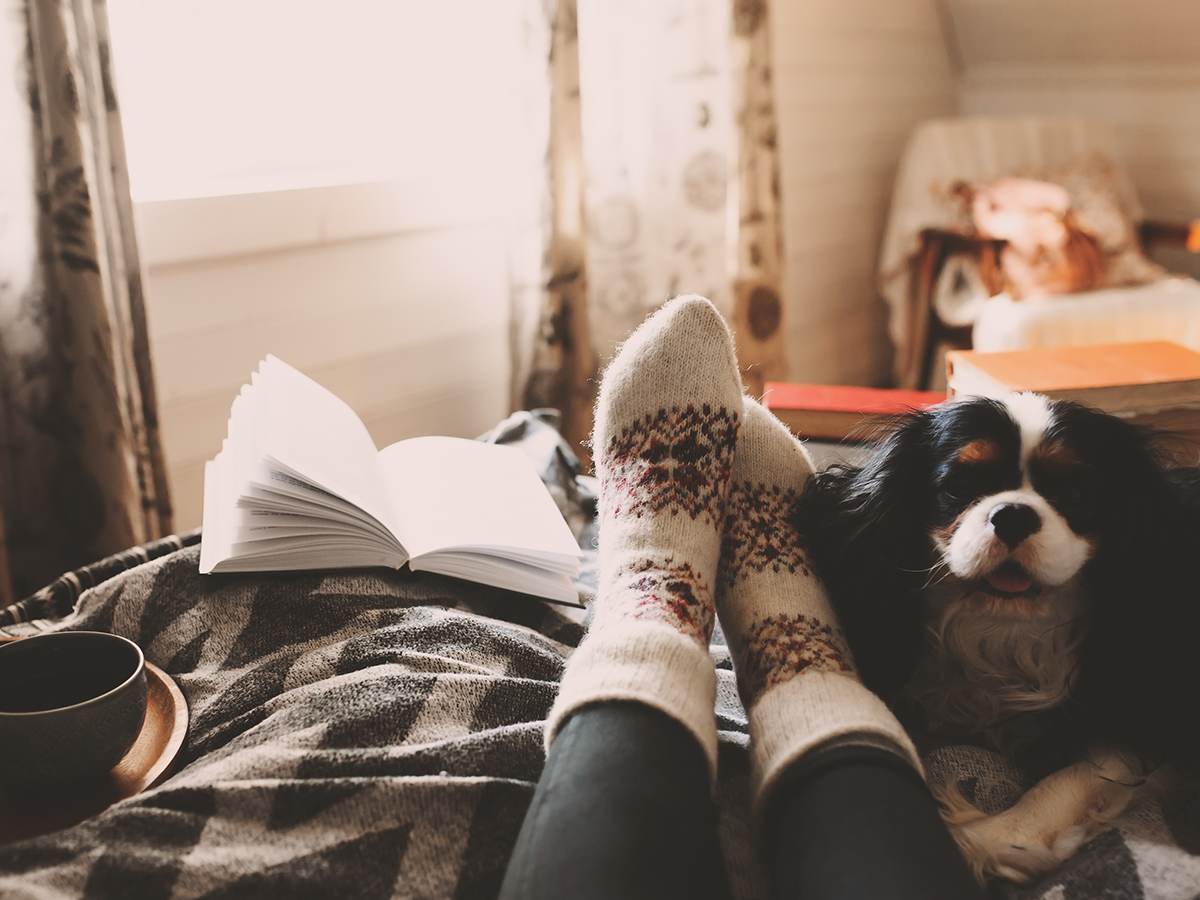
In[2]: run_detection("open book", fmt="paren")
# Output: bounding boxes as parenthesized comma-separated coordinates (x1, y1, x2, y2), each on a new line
(199, 356, 585, 604)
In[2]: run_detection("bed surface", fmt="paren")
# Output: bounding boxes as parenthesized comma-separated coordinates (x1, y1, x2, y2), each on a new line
(0, 414, 1195, 900)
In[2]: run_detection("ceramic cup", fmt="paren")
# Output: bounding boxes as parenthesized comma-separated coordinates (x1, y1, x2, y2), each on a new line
(0, 631, 147, 791)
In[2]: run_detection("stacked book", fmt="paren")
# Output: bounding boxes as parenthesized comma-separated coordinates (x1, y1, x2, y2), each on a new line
(946, 340, 1200, 460)
(762, 383, 947, 441)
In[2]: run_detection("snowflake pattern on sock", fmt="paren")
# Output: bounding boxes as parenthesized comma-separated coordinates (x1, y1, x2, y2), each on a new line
(719, 480, 812, 587)
(739, 613, 855, 704)
(602, 404, 738, 526)
(608, 558, 715, 645)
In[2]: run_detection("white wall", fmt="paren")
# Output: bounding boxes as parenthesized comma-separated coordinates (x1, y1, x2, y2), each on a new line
(959, 66, 1200, 219)
(140, 179, 513, 531)
(770, 0, 958, 386)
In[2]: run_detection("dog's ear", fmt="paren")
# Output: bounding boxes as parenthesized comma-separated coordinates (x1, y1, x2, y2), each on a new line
(793, 411, 939, 699)
(1058, 405, 1200, 759)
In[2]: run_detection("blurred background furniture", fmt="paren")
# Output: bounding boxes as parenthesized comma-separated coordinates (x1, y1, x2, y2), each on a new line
(880, 116, 1200, 390)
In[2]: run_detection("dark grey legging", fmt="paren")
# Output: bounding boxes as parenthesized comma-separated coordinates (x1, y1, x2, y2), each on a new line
(499, 702, 984, 900)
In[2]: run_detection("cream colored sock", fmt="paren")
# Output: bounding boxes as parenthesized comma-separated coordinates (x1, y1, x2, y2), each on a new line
(715, 398, 922, 816)
(545, 295, 743, 781)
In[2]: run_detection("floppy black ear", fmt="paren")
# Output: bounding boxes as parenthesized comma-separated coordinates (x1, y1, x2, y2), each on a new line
(1059, 406, 1200, 759)
(793, 412, 940, 699)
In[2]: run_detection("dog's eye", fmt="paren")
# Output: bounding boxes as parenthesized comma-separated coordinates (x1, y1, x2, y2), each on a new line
(1037, 473, 1099, 528)
(939, 472, 978, 501)
(940, 477, 965, 499)
(1047, 480, 1092, 511)
(1058, 484, 1086, 505)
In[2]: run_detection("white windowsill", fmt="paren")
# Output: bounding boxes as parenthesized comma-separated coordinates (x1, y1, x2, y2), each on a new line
(135, 175, 509, 268)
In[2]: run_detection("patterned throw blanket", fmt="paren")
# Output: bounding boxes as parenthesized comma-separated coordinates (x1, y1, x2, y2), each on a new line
(0, 416, 1196, 899)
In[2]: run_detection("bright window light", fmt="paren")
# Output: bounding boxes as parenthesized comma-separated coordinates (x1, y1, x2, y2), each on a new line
(106, 0, 528, 201)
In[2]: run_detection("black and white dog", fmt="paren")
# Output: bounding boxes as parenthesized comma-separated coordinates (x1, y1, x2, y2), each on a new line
(794, 393, 1200, 883)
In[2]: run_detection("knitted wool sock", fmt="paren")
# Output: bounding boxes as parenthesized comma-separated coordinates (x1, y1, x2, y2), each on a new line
(715, 398, 922, 816)
(545, 295, 743, 781)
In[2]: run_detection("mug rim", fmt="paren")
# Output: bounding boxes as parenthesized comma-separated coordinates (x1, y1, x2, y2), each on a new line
(0, 631, 146, 718)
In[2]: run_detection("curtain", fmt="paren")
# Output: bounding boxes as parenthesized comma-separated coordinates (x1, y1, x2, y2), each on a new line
(0, 0, 170, 603)
(515, 0, 786, 462)
(728, 0, 788, 399)
(513, 0, 597, 469)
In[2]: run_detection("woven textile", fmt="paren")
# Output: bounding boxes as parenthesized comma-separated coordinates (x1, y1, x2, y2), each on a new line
(1, 544, 1196, 899)
(0, 547, 768, 899)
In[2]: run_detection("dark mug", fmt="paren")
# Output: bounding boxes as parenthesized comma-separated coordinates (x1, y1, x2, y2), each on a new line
(0, 631, 147, 791)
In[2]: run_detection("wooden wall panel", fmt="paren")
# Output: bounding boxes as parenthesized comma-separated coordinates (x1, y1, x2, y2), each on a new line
(140, 187, 513, 530)
(770, 0, 957, 386)
(960, 67, 1200, 223)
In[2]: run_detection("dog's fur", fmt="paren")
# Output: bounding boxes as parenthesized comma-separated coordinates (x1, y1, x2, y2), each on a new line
(794, 393, 1200, 883)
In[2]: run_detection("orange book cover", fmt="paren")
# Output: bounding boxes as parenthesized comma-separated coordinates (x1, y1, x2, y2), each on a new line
(946, 341, 1200, 394)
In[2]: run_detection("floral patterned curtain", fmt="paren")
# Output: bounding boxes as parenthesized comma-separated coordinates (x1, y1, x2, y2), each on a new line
(516, 0, 786, 463)
(514, 0, 597, 468)
(729, 0, 788, 398)
(0, 0, 170, 603)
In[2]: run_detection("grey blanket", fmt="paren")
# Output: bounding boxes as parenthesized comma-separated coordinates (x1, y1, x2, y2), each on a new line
(0, 547, 766, 899)
(2, 547, 1196, 900)
(0, 413, 1195, 899)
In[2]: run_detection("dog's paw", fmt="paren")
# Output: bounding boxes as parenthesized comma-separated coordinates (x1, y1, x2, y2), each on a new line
(932, 777, 989, 827)
(949, 816, 1075, 885)
(934, 779, 1077, 885)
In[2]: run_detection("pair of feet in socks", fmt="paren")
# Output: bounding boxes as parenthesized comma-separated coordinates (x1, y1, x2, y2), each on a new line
(546, 295, 921, 816)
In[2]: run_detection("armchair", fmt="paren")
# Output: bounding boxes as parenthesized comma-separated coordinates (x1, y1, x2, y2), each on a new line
(880, 116, 1200, 390)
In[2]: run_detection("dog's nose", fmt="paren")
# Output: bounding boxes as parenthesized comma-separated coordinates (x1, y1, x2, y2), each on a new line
(988, 503, 1041, 549)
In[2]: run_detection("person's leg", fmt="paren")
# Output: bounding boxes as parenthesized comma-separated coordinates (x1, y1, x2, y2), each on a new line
(500, 295, 742, 899)
(714, 399, 982, 899)
(766, 750, 983, 900)
(501, 702, 730, 900)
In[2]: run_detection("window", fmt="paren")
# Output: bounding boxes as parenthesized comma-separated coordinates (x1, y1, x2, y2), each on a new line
(106, 0, 530, 201)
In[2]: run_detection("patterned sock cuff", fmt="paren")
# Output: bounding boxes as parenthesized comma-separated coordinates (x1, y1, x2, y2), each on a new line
(545, 622, 720, 784)
(749, 670, 923, 821)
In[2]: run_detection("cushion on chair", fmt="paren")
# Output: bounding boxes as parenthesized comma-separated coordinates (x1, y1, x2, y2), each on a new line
(961, 160, 1165, 300)
(973, 277, 1200, 355)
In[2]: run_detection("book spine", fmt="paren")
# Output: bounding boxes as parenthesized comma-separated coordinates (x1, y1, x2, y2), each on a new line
(945, 358, 1012, 400)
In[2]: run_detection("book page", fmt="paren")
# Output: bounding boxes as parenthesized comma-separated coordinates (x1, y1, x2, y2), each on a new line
(379, 437, 582, 569)
(256, 356, 397, 534)
(198, 453, 234, 572)
(407, 552, 579, 604)
(201, 358, 404, 573)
